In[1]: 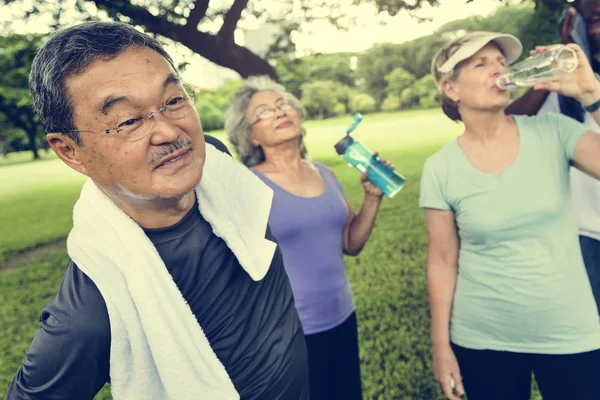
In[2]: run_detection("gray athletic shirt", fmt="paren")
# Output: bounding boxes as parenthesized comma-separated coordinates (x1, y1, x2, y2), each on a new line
(5, 136, 309, 400)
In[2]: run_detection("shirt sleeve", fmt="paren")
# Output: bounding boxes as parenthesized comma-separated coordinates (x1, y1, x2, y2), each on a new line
(5, 262, 110, 400)
(419, 156, 451, 211)
(551, 112, 589, 160)
(538, 91, 561, 114)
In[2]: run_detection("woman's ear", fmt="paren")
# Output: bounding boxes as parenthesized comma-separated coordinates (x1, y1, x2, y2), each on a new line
(442, 80, 460, 103)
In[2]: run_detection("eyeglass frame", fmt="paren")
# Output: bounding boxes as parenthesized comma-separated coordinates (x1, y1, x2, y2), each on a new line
(249, 99, 295, 125)
(61, 84, 196, 138)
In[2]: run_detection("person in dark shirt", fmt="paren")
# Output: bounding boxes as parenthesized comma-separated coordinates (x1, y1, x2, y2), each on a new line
(6, 21, 309, 400)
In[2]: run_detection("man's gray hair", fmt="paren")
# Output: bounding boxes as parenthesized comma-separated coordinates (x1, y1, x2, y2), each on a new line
(29, 21, 176, 146)
(225, 76, 308, 167)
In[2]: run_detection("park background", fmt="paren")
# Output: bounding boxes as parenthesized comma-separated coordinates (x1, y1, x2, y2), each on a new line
(0, 0, 571, 398)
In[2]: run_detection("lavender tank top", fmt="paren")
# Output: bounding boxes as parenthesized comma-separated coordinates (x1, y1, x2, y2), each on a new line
(253, 162, 355, 335)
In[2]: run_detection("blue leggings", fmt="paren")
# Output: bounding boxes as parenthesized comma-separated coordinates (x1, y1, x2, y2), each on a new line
(452, 343, 600, 400)
(304, 312, 362, 400)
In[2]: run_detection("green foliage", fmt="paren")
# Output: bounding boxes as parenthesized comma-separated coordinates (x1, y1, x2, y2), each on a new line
(0, 34, 45, 160)
(355, 4, 562, 109)
(381, 95, 401, 112)
(413, 75, 438, 109)
(193, 79, 243, 113)
(419, 93, 439, 109)
(0, 125, 28, 155)
(196, 102, 225, 131)
(191, 78, 243, 131)
(300, 80, 349, 118)
(519, 0, 564, 60)
(333, 102, 347, 116)
(357, 43, 408, 107)
(348, 93, 377, 114)
(385, 68, 417, 98)
(398, 88, 416, 109)
(276, 52, 358, 99)
(412, 75, 436, 99)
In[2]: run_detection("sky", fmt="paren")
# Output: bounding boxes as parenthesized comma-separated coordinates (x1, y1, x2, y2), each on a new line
(292, 0, 502, 54)
(2, 0, 508, 87)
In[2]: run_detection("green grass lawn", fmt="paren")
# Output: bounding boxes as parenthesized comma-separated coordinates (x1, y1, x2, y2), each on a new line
(0, 149, 56, 167)
(0, 156, 85, 262)
(0, 109, 543, 399)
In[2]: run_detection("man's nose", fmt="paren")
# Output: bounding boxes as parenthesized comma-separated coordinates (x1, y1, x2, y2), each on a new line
(148, 113, 181, 144)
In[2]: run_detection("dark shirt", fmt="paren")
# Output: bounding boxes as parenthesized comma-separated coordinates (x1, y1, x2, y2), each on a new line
(6, 136, 309, 400)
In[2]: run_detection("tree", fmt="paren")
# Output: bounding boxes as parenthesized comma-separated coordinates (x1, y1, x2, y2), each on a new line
(357, 43, 407, 108)
(2, 0, 439, 80)
(412, 75, 437, 108)
(385, 68, 416, 99)
(277, 52, 358, 98)
(381, 95, 400, 112)
(0, 34, 45, 160)
(348, 93, 376, 114)
(301, 80, 349, 118)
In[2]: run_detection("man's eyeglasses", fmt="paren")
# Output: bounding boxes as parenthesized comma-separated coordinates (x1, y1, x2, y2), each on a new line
(65, 85, 196, 142)
(250, 100, 294, 125)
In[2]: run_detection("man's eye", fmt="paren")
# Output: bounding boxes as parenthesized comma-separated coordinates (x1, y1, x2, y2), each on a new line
(166, 96, 185, 107)
(117, 118, 141, 129)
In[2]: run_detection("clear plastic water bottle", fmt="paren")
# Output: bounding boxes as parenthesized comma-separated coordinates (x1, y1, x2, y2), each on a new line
(334, 114, 406, 198)
(496, 44, 578, 90)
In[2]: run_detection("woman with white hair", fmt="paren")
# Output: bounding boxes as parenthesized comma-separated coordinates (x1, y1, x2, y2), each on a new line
(423, 31, 600, 400)
(225, 76, 391, 400)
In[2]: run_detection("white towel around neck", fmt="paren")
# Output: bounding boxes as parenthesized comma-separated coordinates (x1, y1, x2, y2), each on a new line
(66, 143, 276, 399)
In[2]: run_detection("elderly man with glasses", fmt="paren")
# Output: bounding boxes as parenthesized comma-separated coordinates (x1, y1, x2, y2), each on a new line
(6, 21, 309, 400)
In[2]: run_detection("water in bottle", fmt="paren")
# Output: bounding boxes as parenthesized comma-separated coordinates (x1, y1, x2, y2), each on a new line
(334, 114, 406, 198)
(496, 44, 578, 90)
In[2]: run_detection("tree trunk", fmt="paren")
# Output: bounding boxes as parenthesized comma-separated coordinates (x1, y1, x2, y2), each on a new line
(182, 35, 278, 80)
(27, 129, 40, 160)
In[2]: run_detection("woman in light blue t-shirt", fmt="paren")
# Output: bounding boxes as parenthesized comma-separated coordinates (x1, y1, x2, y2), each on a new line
(422, 31, 600, 400)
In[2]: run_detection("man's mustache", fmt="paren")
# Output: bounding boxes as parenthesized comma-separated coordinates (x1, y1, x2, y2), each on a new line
(148, 137, 193, 167)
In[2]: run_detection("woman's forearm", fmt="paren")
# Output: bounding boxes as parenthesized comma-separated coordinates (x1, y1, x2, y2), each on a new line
(428, 264, 458, 349)
(345, 194, 382, 256)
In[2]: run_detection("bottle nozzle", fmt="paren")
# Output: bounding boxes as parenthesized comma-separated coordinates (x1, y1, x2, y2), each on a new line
(346, 113, 363, 135)
(496, 76, 508, 90)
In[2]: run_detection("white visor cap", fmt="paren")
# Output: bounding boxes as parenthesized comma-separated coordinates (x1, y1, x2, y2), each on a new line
(437, 32, 523, 74)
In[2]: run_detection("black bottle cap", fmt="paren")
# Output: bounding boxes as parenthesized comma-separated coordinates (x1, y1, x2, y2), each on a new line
(334, 135, 355, 155)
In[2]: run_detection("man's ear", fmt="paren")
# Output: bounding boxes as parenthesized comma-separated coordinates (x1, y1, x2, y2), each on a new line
(442, 80, 460, 103)
(46, 133, 89, 176)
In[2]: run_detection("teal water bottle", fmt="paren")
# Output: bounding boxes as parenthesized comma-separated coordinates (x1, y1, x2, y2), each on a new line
(334, 114, 406, 198)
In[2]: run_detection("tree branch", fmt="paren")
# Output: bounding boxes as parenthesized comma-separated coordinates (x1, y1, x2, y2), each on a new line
(217, 0, 249, 43)
(90, 0, 277, 79)
(93, 0, 184, 39)
(186, 0, 210, 30)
